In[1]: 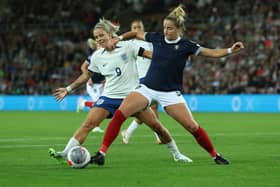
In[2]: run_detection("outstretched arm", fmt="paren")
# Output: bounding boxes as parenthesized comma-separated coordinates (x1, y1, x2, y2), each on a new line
(199, 42, 244, 58)
(53, 71, 92, 101)
(106, 31, 146, 51)
(119, 31, 145, 41)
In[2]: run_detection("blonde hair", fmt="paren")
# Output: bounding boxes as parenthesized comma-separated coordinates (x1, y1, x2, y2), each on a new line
(94, 18, 120, 37)
(87, 38, 97, 50)
(165, 4, 187, 32)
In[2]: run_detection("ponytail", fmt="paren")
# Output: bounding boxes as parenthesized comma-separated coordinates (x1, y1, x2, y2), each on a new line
(165, 4, 187, 34)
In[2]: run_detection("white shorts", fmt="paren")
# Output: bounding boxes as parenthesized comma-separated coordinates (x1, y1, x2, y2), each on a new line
(133, 84, 186, 108)
(86, 83, 103, 102)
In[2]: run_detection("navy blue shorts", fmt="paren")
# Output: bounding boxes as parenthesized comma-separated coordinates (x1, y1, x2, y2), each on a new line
(93, 96, 123, 118)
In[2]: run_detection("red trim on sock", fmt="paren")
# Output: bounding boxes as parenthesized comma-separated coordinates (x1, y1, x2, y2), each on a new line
(85, 101, 94, 108)
(192, 127, 217, 157)
(99, 109, 127, 153)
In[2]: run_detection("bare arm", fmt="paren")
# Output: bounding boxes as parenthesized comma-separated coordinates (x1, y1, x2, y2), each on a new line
(199, 42, 244, 58)
(53, 71, 92, 101)
(121, 31, 145, 41)
(80, 60, 89, 74)
(106, 31, 146, 51)
(143, 50, 152, 59)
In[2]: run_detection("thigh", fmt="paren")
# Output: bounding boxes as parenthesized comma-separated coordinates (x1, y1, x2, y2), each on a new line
(119, 92, 149, 117)
(164, 103, 199, 132)
(84, 107, 110, 126)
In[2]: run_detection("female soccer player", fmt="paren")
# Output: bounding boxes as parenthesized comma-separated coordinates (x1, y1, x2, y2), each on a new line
(49, 18, 191, 165)
(121, 19, 161, 144)
(91, 5, 244, 165)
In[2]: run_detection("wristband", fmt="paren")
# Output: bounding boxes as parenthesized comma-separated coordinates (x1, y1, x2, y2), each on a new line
(138, 47, 145, 57)
(66, 86, 72, 93)
(227, 48, 232, 54)
(118, 35, 124, 41)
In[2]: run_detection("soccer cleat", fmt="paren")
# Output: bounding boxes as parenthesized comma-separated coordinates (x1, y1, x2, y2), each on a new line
(214, 154, 230, 165)
(76, 99, 85, 112)
(173, 153, 193, 163)
(89, 151, 105, 166)
(48, 148, 67, 164)
(121, 130, 128, 144)
(92, 126, 104, 133)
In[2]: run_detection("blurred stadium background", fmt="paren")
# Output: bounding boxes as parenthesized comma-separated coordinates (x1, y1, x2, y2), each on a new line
(0, 1, 280, 187)
(0, 0, 279, 111)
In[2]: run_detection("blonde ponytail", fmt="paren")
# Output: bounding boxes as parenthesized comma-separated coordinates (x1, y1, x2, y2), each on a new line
(166, 4, 187, 32)
(87, 38, 97, 50)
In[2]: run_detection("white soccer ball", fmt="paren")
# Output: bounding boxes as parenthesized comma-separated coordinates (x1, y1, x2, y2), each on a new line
(67, 146, 91, 169)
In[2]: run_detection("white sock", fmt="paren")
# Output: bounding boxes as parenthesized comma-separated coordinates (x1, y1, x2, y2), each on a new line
(166, 139, 181, 157)
(126, 120, 140, 140)
(59, 137, 80, 157)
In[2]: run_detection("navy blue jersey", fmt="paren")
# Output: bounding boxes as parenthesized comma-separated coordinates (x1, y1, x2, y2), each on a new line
(86, 56, 105, 84)
(144, 32, 200, 92)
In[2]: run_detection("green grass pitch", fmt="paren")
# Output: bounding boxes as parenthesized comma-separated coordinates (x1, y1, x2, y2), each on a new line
(0, 111, 279, 187)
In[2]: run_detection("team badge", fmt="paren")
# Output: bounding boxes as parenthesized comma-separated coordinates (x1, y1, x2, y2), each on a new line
(121, 53, 128, 63)
(96, 99, 104, 105)
(175, 45, 179, 50)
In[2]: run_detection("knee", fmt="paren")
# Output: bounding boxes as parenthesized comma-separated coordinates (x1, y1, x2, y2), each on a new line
(183, 119, 199, 133)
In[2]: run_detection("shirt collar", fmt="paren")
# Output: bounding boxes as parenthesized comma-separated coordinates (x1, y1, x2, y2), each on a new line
(164, 36, 181, 44)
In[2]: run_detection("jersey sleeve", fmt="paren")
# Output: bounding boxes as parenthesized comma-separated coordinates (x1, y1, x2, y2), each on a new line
(88, 54, 101, 73)
(186, 40, 201, 56)
(126, 40, 140, 60)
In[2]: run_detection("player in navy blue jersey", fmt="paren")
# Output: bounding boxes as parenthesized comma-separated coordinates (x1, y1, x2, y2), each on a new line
(91, 5, 244, 165)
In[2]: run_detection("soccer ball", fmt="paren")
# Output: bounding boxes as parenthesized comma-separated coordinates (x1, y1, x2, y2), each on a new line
(67, 146, 91, 169)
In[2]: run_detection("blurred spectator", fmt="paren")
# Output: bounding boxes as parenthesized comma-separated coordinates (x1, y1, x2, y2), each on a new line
(0, 0, 279, 95)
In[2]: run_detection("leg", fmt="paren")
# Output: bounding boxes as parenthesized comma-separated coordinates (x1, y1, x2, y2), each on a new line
(137, 108, 192, 162)
(74, 107, 109, 143)
(122, 102, 161, 144)
(121, 119, 142, 144)
(150, 102, 161, 143)
(99, 92, 149, 154)
(50, 107, 109, 159)
(165, 103, 229, 164)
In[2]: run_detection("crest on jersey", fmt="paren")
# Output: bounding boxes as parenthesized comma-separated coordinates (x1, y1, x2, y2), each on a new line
(121, 53, 128, 63)
(96, 98, 104, 105)
(174, 45, 179, 50)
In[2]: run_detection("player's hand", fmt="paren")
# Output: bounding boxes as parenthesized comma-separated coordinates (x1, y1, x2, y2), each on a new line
(231, 42, 244, 53)
(53, 88, 68, 101)
(105, 37, 119, 51)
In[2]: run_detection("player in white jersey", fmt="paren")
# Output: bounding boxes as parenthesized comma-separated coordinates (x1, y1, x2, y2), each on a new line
(121, 19, 161, 144)
(49, 18, 192, 165)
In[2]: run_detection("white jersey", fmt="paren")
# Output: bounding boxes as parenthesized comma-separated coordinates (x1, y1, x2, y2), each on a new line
(131, 39, 153, 78)
(88, 41, 139, 98)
